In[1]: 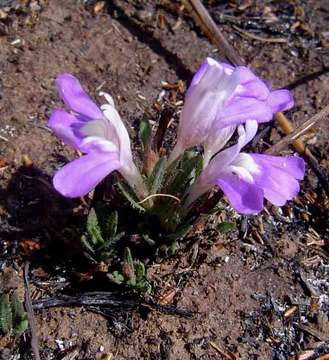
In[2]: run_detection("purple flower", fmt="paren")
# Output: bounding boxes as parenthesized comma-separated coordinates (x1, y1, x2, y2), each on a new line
(49, 74, 146, 198)
(186, 120, 305, 214)
(169, 58, 294, 165)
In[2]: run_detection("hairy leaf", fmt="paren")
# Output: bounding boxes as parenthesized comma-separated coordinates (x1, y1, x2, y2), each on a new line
(148, 157, 167, 195)
(13, 319, 28, 336)
(0, 294, 13, 335)
(165, 222, 192, 241)
(123, 247, 136, 286)
(217, 221, 235, 234)
(108, 271, 124, 285)
(139, 115, 152, 152)
(86, 208, 104, 246)
(168, 154, 203, 195)
(10, 291, 25, 323)
(106, 211, 118, 240)
(81, 234, 96, 254)
(134, 261, 145, 280)
(117, 181, 146, 212)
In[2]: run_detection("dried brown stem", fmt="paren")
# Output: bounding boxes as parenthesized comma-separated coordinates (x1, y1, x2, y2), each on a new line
(266, 104, 329, 154)
(182, 0, 243, 65)
(24, 263, 41, 360)
(153, 107, 175, 152)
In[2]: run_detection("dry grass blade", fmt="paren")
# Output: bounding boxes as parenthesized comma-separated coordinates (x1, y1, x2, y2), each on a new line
(232, 25, 288, 43)
(209, 341, 237, 359)
(266, 104, 329, 154)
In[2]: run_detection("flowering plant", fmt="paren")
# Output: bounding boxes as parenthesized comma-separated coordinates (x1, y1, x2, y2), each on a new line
(49, 58, 304, 290)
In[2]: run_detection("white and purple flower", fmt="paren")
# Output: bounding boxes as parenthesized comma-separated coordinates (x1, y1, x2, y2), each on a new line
(169, 57, 294, 165)
(186, 120, 305, 214)
(48, 74, 146, 198)
(48, 60, 304, 216)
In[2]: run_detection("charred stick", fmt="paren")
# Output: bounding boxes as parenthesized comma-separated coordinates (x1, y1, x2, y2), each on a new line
(32, 293, 194, 318)
(32, 294, 137, 310)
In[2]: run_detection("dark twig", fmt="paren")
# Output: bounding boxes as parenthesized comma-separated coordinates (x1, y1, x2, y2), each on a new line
(24, 263, 41, 360)
(32, 293, 137, 310)
(32, 293, 194, 318)
(285, 67, 329, 91)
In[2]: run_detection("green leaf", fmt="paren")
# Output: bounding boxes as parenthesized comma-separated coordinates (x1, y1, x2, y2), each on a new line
(10, 291, 25, 323)
(134, 261, 152, 294)
(81, 234, 96, 254)
(168, 241, 177, 256)
(142, 234, 156, 247)
(117, 181, 146, 212)
(194, 154, 204, 178)
(0, 294, 13, 335)
(168, 154, 203, 194)
(134, 261, 146, 279)
(13, 319, 28, 336)
(123, 247, 136, 286)
(216, 221, 235, 234)
(139, 115, 152, 152)
(165, 222, 192, 241)
(86, 208, 104, 246)
(108, 271, 124, 285)
(107, 211, 118, 239)
(148, 157, 167, 195)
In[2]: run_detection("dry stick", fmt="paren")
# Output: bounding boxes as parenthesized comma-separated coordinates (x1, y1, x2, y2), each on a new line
(266, 104, 329, 154)
(32, 294, 194, 318)
(182, 0, 243, 66)
(24, 263, 41, 360)
(153, 107, 175, 153)
(183, 0, 329, 193)
(143, 107, 175, 176)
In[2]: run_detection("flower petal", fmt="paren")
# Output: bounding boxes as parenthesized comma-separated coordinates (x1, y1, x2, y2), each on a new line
(56, 74, 103, 119)
(53, 152, 121, 198)
(250, 154, 305, 179)
(204, 120, 258, 182)
(79, 136, 119, 153)
(267, 89, 294, 113)
(171, 59, 241, 162)
(251, 155, 303, 206)
(186, 61, 209, 98)
(48, 109, 84, 149)
(203, 124, 236, 165)
(217, 97, 273, 127)
(101, 104, 134, 165)
(216, 174, 264, 214)
(236, 79, 270, 101)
